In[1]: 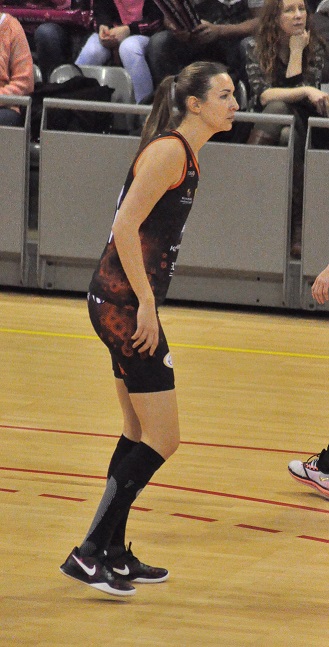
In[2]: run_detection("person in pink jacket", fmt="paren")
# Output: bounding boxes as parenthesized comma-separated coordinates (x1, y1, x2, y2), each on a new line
(0, 11, 34, 125)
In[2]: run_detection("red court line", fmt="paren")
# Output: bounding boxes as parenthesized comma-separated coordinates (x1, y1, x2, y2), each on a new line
(1, 465, 329, 515)
(0, 487, 18, 493)
(0, 466, 105, 480)
(297, 534, 329, 544)
(131, 505, 152, 512)
(0, 423, 312, 455)
(236, 524, 281, 533)
(148, 482, 329, 514)
(171, 513, 217, 522)
(39, 494, 86, 502)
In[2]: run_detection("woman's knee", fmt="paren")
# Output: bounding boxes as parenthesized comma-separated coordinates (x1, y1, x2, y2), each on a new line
(119, 35, 148, 60)
(263, 100, 291, 116)
(76, 33, 110, 65)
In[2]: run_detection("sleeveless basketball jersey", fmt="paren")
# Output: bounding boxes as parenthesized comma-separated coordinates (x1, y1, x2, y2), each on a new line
(89, 130, 200, 307)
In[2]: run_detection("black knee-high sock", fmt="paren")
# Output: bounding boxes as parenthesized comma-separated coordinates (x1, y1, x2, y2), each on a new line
(80, 442, 164, 557)
(106, 435, 138, 548)
(106, 435, 138, 479)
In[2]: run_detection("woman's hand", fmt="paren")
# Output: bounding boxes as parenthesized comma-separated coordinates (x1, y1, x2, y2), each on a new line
(131, 299, 159, 356)
(190, 21, 222, 45)
(289, 30, 309, 52)
(312, 265, 329, 304)
(99, 25, 130, 48)
(316, 93, 329, 117)
(305, 86, 329, 115)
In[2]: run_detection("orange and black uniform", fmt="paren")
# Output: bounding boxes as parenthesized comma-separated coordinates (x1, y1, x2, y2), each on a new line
(88, 130, 200, 393)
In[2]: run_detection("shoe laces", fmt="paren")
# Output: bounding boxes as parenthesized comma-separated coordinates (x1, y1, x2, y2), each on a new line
(125, 542, 140, 566)
(305, 453, 321, 471)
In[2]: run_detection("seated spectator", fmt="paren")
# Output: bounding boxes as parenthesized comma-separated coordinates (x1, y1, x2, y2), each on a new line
(0, 11, 34, 126)
(75, 0, 163, 103)
(312, 0, 329, 81)
(146, 0, 264, 88)
(0, 1, 94, 82)
(245, 0, 329, 258)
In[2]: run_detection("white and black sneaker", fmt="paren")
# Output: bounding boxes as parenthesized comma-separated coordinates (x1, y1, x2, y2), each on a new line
(60, 547, 136, 596)
(105, 542, 169, 584)
(288, 446, 329, 500)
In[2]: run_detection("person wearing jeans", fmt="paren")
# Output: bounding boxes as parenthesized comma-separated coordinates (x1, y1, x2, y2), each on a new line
(75, 0, 163, 103)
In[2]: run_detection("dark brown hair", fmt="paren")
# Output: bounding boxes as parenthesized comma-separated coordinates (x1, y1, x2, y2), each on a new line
(255, 0, 318, 78)
(137, 61, 227, 154)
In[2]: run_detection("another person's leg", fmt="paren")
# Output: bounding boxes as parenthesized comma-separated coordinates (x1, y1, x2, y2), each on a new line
(247, 100, 292, 144)
(34, 23, 70, 81)
(118, 35, 153, 103)
(288, 445, 329, 500)
(146, 29, 192, 87)
(0, 108, 23, 126)
(75, 32, 111, 66)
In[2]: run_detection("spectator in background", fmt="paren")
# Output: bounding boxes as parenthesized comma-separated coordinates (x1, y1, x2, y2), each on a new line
(0, 0, 94, 82)
(75, 0, 163, 103)
(311, 0, 329, 81)
(0, 11, 34, 125)
(245, 0, 329, 258)
(146, 0, 263, 88)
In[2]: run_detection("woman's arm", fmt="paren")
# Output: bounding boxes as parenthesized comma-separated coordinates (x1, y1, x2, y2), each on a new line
(260, 85, 329, 113)
(286, 30, 309, 78)
(0, 21, 33, 97)
(111, 138, 186, 355)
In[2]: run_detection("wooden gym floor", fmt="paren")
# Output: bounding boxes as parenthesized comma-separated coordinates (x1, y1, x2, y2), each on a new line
(1, 290, 329, 647)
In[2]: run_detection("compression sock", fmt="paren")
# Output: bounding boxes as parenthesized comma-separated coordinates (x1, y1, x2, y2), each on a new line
(106, 435, 138, 548)
(106, 435, 138, 479)
(79, 442, 164, 557)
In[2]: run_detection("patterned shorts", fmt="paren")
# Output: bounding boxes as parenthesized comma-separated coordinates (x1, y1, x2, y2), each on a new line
(87, 293, 175, 394)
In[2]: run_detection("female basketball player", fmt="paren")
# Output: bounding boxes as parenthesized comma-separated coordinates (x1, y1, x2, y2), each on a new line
(60, 61, 238, 597)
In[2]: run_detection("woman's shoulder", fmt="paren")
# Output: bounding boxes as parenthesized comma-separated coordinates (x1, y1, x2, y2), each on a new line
(1, 12, 23, 31)
(146, 131, 188, 154)
(134, 132, 187, 176)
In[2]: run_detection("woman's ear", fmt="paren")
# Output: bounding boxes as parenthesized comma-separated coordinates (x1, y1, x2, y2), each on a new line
(186, 95, 201, 114)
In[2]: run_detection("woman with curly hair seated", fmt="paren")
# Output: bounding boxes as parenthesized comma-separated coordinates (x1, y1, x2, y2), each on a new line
(246, 0, 329, 257)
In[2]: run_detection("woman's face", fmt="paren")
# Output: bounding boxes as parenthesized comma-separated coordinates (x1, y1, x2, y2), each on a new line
(198, 73, 239, 133)
(279, 0, 307, 37)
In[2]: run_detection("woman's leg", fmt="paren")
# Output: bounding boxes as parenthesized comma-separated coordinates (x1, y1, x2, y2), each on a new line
(75, 32, 111, 66)
(79, 387, 178, 557)
(79, 296, 177, 553)
(0, 108, 23, 127)
(34, 23, 70, 81)
(146, 29, 192, 88)
(129, 389, 180, 459)
(247, 100, 292, 143)
(118, 35, 153, 103)
(105, 379, 141, 547)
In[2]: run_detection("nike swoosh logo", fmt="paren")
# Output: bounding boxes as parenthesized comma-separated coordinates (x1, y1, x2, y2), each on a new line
(113, 565, 130, 576)
(72, 553, 96, 576)
(319, 477, 329, 482)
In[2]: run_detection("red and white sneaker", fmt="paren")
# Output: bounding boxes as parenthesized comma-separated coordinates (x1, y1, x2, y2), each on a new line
(288, 448, 329, 500)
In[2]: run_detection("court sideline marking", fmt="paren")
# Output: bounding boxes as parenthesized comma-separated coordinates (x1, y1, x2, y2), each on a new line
(0, 326, 329, 360)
